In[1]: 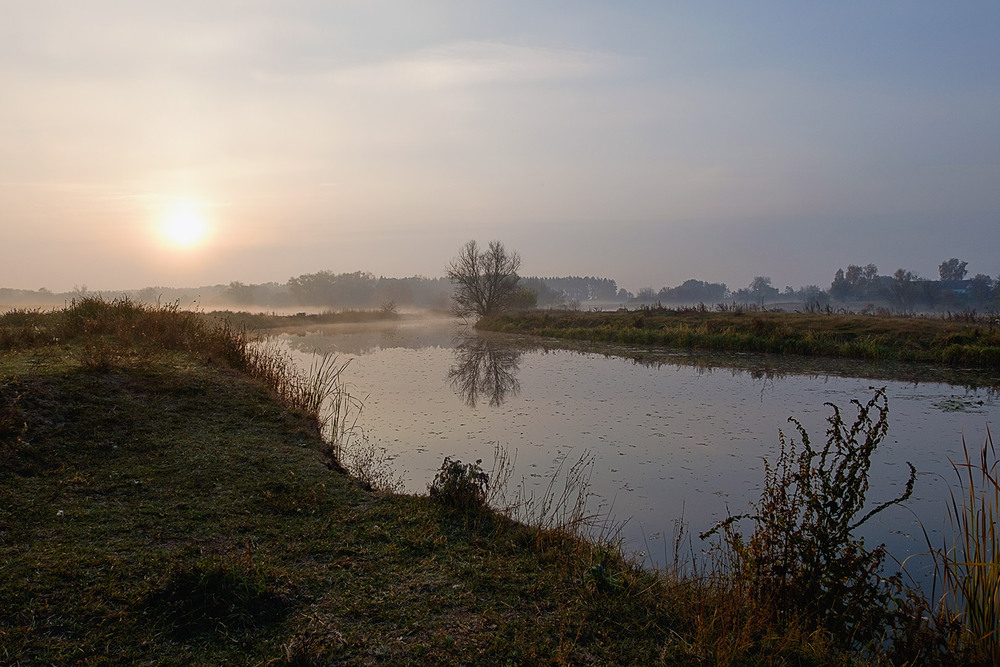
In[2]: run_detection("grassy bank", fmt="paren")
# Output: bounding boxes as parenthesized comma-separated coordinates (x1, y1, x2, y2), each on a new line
(0, 299, 990, 664)
(478, 306, 1000, 371)
(198, 306, 405, 332)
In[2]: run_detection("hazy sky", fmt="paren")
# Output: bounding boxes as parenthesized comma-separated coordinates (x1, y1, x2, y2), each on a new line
(2, 2, 998, 293)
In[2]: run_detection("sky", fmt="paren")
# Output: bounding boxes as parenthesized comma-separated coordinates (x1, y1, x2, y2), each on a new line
(2, 1, 998, 294)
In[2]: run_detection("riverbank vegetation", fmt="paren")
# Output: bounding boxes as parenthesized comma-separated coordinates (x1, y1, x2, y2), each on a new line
(478, 306, 1000, 371)
(2, 298, 996, 664)
(198, 304, 405, 333)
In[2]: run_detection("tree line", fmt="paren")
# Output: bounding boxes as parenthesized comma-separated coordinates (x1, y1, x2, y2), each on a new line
(623, 258, 997, 311)
(237, 256, 998, 313)
(826, 258, 996, 310)
(4, 240, 995, 315)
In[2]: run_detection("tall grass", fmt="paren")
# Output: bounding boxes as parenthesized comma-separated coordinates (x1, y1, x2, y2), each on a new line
(935, 429, 1000, 662)
(238, 339, 354, 425)
(434, 442, 612, 549)
(1, 297, 363, 469)
(472, 443, 603, 537)
(237, 336, 372, 484)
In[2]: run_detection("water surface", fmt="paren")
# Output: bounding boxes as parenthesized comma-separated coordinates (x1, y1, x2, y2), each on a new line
(277, 317, 999, 587)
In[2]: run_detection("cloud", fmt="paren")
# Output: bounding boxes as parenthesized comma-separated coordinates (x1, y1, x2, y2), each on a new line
(324, 41, 627, 90)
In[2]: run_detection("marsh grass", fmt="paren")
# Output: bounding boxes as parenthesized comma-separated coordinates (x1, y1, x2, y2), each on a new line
(506, 450, 601, 535)
(933, 429, 1000, 663)
(221, 334, 347, 425)
(479, 308, 1000, 370)
(334, 430, 403, 492)
(428, 442, 604, 539)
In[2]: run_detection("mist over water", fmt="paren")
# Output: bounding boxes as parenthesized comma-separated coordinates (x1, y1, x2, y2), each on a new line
(278, 318, 998, 590)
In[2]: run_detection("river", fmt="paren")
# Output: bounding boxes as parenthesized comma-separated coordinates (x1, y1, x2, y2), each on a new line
(274, 315, 999, 590)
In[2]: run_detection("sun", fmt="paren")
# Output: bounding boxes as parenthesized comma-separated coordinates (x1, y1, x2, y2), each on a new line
(159, 201, 209, 249)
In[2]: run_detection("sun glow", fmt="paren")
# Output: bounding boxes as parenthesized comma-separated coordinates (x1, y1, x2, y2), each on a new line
(159, 201, 210, 249)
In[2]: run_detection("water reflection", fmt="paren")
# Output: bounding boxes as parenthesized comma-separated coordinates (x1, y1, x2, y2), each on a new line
(586, 344, 1000, 394)
(279, 316, 461, 356)
(275, 316, 1000, 396)
(274, 319, 1000, 591)
(448, 332, 522, 407)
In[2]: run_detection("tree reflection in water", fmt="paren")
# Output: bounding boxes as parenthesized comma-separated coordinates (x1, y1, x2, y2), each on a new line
(448, 333, 522, 407)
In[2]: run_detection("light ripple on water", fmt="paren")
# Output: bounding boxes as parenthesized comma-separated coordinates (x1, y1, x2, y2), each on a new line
(278, 319, 998, 592)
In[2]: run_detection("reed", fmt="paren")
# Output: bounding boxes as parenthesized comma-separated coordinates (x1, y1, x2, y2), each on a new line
(936, 429, 1000, 662)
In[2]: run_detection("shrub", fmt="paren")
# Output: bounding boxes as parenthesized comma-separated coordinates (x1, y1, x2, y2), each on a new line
(702, 388, 916, 648)
(428, 457, 489, 511)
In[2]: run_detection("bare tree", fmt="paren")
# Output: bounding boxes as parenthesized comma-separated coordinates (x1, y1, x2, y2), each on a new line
(448, 332, 522, 407)
(446, 240, 522, 318)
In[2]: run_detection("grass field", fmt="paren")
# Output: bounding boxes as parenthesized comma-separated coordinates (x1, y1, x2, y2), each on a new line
(477, 306, 1000, 371)
(1, 298, 994, 664)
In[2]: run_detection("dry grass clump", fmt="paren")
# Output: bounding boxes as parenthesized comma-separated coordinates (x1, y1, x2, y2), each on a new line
(1, 296, 348, 433)
(929, 429, 1000, 664)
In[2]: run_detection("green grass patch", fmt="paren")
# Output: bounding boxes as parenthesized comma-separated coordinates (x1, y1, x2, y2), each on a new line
(479, 307, 1000, 371)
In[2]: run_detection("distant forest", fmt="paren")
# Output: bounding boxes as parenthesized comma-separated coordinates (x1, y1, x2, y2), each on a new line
(625, 258, 998, 311)
(2, 258, 997, 312)
(0, 273, 631, 311)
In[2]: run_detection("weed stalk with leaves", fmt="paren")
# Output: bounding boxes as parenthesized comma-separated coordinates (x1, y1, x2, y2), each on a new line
(702, 387, 916, 647)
